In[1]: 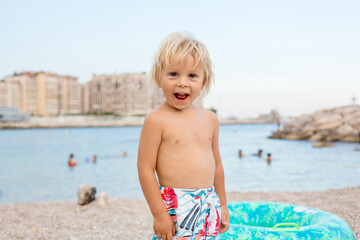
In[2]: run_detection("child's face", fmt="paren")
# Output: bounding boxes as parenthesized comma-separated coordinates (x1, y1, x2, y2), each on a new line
(157, 54, 205, 111)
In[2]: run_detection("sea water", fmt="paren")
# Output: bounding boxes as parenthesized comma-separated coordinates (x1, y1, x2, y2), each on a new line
(0, 124, 359, 203)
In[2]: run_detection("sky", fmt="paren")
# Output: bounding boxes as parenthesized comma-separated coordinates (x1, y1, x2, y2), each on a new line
(0, 0, 359, 118)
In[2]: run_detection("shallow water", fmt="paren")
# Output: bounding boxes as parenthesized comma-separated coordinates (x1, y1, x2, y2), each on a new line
(0, 124, 359, 203)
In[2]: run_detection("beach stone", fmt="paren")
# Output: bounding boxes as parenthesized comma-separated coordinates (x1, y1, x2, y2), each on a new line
(77, 185, 96, 206)
(340, 133, 360, 143)
(313, 141, 334, 148)
(268, 130, 283, 139)
(303, 125, 316, 133)
(316, 120, 342, 131)
(308, 133, 325, 141)
(346, 114, 360, 131)
(283, 132, 303, 140)
(94, 192, 116, 206)
(337, 124, 356, 136)
(284, 131, 312, 140)
(315, 111, 340, 122)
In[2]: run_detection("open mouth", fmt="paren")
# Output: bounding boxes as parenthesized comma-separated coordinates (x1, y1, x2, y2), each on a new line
(174, 92, 189, 100)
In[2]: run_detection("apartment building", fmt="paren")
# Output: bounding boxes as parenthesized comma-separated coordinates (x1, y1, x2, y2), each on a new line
(36, 72, 59, 116)
(80, 84, 90, 113)
(2, 72, 81, 116)
(0, 71, 206, 118)
(2, 73, 35, 114)
(88, 73, 164, 115)
(0, 81, 8, 107)
(59, 76, 82, 115)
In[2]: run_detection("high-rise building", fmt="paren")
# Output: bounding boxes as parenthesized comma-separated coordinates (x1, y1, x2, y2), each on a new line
(2, 72, 81, 116)
(0, 71, 211, 118)
(80, 84, 90, 114)
(0, 81, 8, 107)
(87, 73, 164, 115)
(2, 73, 33, 114)
(59, 76, 82, 115)
(36, 72, 60, 116)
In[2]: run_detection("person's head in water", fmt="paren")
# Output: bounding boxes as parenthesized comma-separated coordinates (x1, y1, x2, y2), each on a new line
(266, 153, 272, 165)
(69, 153, 74, 159)
(238, 149, 243, 158)
(257, 149, 262, 157)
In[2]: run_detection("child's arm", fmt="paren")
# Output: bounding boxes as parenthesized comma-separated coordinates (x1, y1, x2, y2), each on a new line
(211, 113, 230, 233)
(137, 113, 176, 239)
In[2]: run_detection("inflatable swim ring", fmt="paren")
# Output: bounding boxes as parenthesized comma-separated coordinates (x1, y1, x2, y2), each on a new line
(219, 202, 355, 240)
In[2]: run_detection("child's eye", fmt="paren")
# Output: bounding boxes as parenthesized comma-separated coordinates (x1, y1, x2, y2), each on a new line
(169, 72, 178, 77)
(189, 73, 197, 78)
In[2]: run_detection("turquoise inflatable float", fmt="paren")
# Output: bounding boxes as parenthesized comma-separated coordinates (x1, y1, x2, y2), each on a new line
(219, 202, 355, 240)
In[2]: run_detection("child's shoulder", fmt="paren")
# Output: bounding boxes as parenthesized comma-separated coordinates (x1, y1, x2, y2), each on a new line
(143, 107, 167, 128)
(144, 108, 162, 123)
(197, 107, 219, 124)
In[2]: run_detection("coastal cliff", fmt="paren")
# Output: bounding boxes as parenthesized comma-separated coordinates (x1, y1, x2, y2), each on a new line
(269, 105, 360, 142)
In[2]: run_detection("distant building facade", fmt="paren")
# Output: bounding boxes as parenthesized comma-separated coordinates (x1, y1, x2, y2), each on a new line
(80, 84, 90, 113)
(0, 81, 9, 107)
(0, 71, 210, 118)
(1, 72, 81, 116)
(2, 73, 37, 115)
(87, 73, 164, 115)
(59, 75, 82, 115)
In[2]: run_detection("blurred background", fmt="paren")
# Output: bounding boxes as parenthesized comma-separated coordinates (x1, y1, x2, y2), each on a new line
(1, 0, 359, 119)
(0, 0, 359, 203)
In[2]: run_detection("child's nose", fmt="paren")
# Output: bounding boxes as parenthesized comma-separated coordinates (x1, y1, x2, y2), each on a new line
(177, 76, 189, 87)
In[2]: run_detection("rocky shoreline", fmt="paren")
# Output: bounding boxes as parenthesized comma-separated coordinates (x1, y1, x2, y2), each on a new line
(270, 105, 360, 143)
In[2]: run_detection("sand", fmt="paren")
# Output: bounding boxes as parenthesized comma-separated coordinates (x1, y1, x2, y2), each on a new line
(1, 186, 359, 240)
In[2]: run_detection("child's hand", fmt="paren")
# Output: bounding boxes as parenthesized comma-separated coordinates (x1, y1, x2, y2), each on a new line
(219, 205, 230, 233)
(153, 212, 176, 240)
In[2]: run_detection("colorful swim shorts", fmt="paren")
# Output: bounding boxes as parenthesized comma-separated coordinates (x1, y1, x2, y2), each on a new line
(152, 186, 221, 240)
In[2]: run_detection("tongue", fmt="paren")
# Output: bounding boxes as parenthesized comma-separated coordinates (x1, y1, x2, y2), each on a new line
(176, 94, 187, 100)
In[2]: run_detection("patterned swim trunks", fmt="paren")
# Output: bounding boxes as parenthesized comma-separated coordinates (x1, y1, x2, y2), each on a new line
(152, 186, 221, 240)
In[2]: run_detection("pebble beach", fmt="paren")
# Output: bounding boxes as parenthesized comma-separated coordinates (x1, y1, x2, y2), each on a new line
(1, 186, 359, 240)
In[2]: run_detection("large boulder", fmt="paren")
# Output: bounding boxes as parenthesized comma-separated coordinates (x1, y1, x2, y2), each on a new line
(269, 105, 360, 143)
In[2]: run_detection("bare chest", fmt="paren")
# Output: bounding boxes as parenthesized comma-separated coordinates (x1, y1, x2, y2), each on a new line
(162, 120, 213, 147)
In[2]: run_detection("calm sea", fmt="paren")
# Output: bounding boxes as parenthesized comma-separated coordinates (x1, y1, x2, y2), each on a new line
(0, 124, 359, 203)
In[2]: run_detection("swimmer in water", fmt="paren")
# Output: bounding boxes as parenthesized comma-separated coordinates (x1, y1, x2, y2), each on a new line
(238, 149, 243, 158)
(68, 153, 77, 167)
(266, 153, 272, 165)
(112, 151, 128, 158)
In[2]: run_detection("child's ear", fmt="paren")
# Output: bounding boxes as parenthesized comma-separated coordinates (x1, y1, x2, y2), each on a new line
(201, 79, 206, 90)
(156, 80, 161, 88)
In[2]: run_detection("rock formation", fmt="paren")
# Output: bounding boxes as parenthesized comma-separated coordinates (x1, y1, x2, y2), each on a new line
(77, 185, 96, 206)
(269, 105, 360, 143)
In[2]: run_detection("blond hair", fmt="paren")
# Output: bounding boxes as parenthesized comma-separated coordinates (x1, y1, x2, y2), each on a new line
(151, 32, 214, 99)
